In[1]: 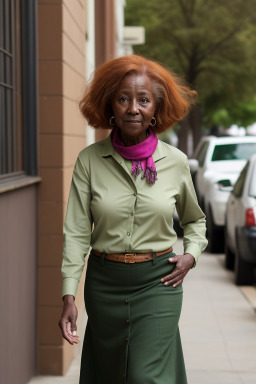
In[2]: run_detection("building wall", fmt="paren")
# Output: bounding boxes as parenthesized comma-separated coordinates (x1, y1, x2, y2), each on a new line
(94, 0, 116, 142)
(0, 186, 37, 384)
(115, 0, 126, 57)
(85, 0, 96, 146)
(37, 0, 87, 375)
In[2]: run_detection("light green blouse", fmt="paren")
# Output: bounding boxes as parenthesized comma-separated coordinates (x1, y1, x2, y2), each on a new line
(61, 135, 207, 297)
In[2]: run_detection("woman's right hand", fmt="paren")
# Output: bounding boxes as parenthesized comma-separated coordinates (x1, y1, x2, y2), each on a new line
(58, 295, 79, 345)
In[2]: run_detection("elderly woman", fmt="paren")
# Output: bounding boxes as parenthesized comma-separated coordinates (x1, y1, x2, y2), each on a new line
(59, 55, 207, 384)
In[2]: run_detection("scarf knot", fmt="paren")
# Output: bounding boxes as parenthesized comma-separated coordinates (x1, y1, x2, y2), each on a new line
(112, 127, 158, 185)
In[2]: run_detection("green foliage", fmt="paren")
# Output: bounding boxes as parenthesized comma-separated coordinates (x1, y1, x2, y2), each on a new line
(125, 0, 256, 129)
(208, 97, 256, 128)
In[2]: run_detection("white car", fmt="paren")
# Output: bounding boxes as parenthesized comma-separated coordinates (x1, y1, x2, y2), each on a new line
(225, 154, 256, 285)
(188, 136, 256, 253)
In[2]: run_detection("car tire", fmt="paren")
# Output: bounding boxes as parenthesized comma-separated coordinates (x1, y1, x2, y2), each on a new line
(225, 242, 235, 270)
(224, 225, 235, 270)
(234, 236, 254, 285)
(207, 206, 224, 253)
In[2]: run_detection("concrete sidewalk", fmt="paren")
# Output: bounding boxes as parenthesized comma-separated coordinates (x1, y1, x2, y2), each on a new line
(28, 241, 256, 384)
(179, 244, 256, 384)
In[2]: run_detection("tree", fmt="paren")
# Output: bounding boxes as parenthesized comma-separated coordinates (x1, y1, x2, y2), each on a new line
(125, 0, 256, 153)
(206, 97, 256, 129)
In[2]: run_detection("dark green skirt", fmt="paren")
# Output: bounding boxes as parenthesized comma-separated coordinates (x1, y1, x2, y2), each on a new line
(79, 250, 187, 384)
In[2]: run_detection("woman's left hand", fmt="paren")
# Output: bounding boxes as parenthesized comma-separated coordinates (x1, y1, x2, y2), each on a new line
(161, 253, 195, 287)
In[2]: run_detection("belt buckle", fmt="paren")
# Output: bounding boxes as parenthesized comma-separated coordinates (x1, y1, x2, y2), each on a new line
(124, 253, 136, 263)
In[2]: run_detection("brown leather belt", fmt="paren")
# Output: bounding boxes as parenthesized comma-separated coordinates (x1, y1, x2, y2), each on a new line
(92, 246, 173, 263)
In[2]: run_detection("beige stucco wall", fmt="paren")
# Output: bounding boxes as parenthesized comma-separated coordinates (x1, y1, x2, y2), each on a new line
(37, 0, 87, 375)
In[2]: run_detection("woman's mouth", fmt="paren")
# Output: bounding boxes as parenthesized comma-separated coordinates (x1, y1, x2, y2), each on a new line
(126, 120, 141, 124)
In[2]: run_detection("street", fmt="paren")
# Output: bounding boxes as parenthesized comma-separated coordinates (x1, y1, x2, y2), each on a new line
(28, 239, 256, 384)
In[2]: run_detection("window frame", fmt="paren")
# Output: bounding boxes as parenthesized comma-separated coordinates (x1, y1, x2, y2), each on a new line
(0, 0, 40, 193)
(0, 0, 22, 175)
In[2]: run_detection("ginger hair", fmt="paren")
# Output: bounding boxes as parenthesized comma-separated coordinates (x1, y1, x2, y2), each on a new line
(79, 55, 197, 133)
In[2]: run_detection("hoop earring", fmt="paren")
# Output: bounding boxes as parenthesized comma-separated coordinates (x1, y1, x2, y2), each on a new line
(150, 117, 156, 127)
(109, 116, 116, 126)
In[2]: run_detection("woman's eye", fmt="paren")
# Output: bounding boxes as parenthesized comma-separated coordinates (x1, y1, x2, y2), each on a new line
(120, 97, 128, 102)
(141, 98, 148, 103)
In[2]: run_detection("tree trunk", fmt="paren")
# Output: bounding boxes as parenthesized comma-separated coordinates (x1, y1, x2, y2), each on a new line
(189, 104, 202, 152)
(177, 118, 190, 155)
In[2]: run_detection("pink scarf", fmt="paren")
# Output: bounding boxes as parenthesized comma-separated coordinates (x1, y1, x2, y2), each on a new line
(112, 127, 158, 185)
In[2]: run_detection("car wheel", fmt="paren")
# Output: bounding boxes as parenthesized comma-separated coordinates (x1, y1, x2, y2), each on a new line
(224, 225, 235, 270)
(234, 239, 254, 285)
(224, 241, 235, 270)
(207, 206, 224, 253)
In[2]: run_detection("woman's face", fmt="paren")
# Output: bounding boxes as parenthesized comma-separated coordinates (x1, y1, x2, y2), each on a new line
(111, 72, 156, 145)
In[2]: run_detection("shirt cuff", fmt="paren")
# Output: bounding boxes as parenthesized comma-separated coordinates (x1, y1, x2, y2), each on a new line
(184, 242, 201, 266)
(62, 277, 79, 298)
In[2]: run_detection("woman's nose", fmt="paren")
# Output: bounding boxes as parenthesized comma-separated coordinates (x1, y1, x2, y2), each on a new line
(127, 99, 139, 114)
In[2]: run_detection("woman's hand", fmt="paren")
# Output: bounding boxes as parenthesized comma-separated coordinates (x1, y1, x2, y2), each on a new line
(161, 253, 195, 288)
(58, 295, 79, 345)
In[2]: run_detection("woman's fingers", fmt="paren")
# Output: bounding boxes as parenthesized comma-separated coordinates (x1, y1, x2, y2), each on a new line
(161, 270, 179, 283)
(58, 301, 79, 345)
(162, 272, 186, 286)
(173, 279, 184, 288)
(70, 316, 78, 335)
(59, 319, 79, 345)
(67, 322, 79, 338)
(161, 266, 182, 283)
(161, 253, 195, 287)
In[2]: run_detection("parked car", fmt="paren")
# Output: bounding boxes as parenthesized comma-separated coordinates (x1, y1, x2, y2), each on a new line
(225, 154, 256, 285)
(188, 136, 256, 253)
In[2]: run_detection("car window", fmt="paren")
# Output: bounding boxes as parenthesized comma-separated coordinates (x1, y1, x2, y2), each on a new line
(249, 162, 256, 197)
(211, 143, 256, 161)
(233, 162, 249, 198)
(196, 142, 209, 166)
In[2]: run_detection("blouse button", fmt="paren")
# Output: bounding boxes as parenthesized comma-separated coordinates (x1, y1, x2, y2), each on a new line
(125, 299, 128, 304)
(127, 232, 130, 236)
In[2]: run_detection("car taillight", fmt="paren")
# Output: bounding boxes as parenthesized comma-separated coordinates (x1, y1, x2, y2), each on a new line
(245, 208, 256, 226)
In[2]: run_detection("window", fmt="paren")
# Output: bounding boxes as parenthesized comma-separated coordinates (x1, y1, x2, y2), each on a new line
(0, 0, 23, 176)
(211, 143, 256, 162)
(0, 0, 38, 184)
